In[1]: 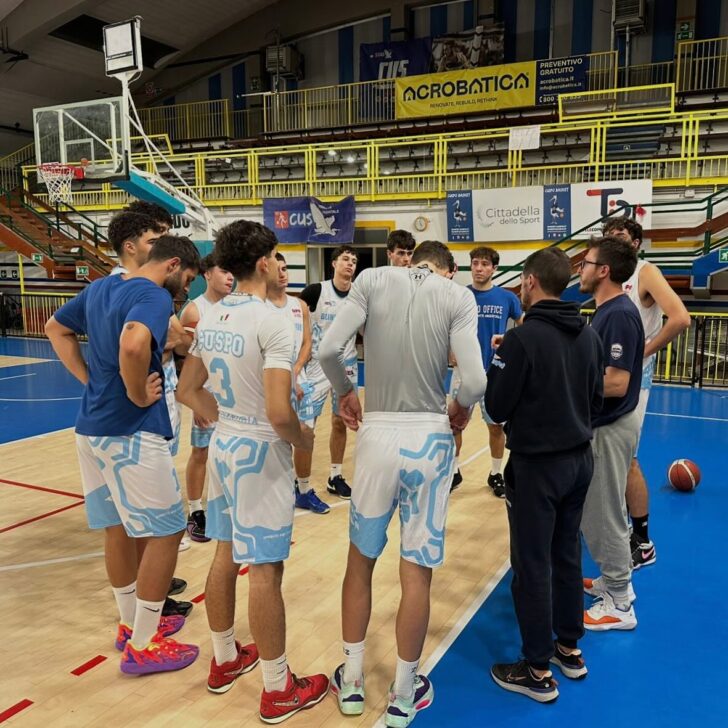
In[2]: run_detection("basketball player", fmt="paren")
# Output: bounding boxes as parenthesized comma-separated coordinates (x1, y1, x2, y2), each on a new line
(319, 240, 487, 726)
(176, 220, 329, 722)
(387, 229, 415, 267)
(106, 211, 192, 613)
(268, 253, 312, 400)
(296, 245, 358, 507)
(179, 253, 234, 541)
(125, 199, 174, 233)
(45, 235, 201, 674)
(450, 246, 523, 495)
(485, 248, 603, 702)
(578, 236, 643, 631)
(602, 218, 690, 568)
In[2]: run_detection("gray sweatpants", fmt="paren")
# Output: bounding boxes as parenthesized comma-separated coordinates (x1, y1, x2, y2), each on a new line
(581, 408, 641, 600)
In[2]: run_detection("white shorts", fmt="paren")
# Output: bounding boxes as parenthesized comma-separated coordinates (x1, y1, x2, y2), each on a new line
(449, 368, 500, 426)
(350, 412, 456, 568)
(206, 429, 295, 565)
(166, 390, 181, 457)
(633, 387, 650, 455)
(76, 431, 186, 537)
(299, 359, 358, 424)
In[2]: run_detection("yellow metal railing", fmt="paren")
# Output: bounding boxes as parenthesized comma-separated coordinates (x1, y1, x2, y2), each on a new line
(619, 61, 674, 88)
(677, 36, 728, 92)
(558, 84, 675, 122)
(21, 105, 728, 209)
(138, 99, 231, 142)
(0, 141, 35, 191)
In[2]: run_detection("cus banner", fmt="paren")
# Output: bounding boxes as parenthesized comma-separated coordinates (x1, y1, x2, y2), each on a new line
(396, 61, 536, 118)
(264, 196, 356, 244)
(359, 39, 431, 81)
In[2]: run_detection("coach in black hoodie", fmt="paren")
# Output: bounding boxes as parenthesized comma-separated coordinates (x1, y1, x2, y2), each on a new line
(486, 248, 604, 703)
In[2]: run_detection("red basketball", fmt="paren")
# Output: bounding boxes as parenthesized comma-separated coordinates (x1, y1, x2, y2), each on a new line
(668, 459, 701, 492)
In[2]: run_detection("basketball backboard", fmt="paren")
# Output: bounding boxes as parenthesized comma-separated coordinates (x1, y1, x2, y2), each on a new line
(33, 97, 129, 181)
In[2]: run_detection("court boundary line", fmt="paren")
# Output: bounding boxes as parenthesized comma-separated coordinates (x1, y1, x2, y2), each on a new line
(0, 477, 84, 499)
(0, 551, 105, 572)
(0, 373, 37, 381)
(0, 425, 74, 448)
(646, 411, 728, 423)
(0, 501, 84, 534)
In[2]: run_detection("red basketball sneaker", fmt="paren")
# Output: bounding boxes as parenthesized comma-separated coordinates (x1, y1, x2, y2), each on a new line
(207, 641, 260, 694)
(259, 670, 330, 724)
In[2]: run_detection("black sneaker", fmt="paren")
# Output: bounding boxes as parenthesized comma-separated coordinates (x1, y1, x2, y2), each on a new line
(168, 577, 187, 596)
(491, 659, 559, 703)
(630, 532, 657, 570)
(327, 474, 352, 499)
(488, 472, 506, 498)
(549, 642, 587, 679)
(162, 596, 193, 618)
(450, 469, 463, 493)
(187, 509, 211, 543)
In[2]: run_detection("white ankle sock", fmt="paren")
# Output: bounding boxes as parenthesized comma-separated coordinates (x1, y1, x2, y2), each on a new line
(189, 499, 202, 513)
(394, 657, 419, 699)
(211, 626, 238, 665)
(453, 457, 459, 471)
(298, 477, 310, 493)
(330, 464, 342, 479)
(130, 598, 165, 648)
(343, 640, 365, 683)
(112, 581, 137, 626)
(261, 654, 289, 693)
(490, 457, 503, 475)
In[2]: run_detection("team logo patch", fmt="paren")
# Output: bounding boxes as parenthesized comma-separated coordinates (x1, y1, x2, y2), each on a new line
(491, 353, 505, 369)
(274, 211, 289, 229)
(610, 343, 624, 360)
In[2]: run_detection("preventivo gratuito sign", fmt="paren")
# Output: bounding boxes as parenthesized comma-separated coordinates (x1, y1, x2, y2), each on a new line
(395, 55, 590, 118)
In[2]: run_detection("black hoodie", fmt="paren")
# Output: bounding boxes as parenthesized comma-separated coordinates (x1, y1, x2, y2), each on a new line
(484, 299, 604, 456)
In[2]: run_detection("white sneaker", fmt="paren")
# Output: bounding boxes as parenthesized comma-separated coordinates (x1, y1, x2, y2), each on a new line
(584, 592, 637, 631)
(583, 576, 636, 603)
(178, 535, 191, 552)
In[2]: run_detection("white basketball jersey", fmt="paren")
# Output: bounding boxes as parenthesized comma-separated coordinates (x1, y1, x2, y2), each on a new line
(192, 293, 216, 322)
(310, 280, 357, 367)
(190, 293, 294, 440)
(623, 259, 663, 361)
(267, 295, 306, 362)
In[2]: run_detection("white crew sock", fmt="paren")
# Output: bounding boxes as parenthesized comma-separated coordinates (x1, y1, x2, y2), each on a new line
(394, 656, 419, 699)
(130, 598, 165, 648)
(112, 581, 137, 626)
(343, 639, 365, 683)
(490, 457, 503, 476)
(211, 626, 238, 665)
(297, 477, 311, 493)
(189, 498, 203, 514)
(330, 464, 342, 479)
(261, 653, 289, 693)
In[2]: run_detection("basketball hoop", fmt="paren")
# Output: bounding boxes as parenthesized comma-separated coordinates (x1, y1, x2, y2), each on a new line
(38, 163, 84, 205)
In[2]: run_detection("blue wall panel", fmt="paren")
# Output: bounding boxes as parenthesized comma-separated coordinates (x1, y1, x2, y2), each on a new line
(338, 26, 354, 84)
(533, 0, 551, 59)
(571, 0, 593, 56)
(208, 73, 222, 100)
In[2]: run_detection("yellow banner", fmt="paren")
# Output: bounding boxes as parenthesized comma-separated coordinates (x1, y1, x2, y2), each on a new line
(395, 61, 537, 119)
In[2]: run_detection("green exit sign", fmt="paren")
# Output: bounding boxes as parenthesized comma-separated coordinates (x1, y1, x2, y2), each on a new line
(719, 248, 728, 264)
(676, 30, 694, 40)
(76, 265, 89, 278)
(31, 253, 43, 264)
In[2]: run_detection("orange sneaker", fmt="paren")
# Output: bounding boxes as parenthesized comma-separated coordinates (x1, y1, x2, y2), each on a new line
(120, 636, 199, 675)
(259, 670, 329, 724)
(114, 615, 186, 651)
(208, 641, 260, 694)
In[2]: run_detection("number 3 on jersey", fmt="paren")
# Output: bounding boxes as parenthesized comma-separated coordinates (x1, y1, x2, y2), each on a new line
(209, 357, 235, 407)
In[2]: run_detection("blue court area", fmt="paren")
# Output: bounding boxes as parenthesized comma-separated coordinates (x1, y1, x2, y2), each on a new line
(420, 384, 727, 728)
(0, 337, 84, 443)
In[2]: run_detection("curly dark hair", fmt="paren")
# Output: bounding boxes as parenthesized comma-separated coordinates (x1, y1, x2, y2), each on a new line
(214, 220, 277, 280)
(124, 200, 175, 229)
(107, 211, 162, 255)
(602, 217, 643, 245)
(469, 246, 499, 266)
